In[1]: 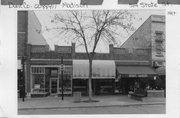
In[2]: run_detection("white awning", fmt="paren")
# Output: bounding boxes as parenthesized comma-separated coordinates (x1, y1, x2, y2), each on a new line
(18, 60, 22, 69)
(73, 60, 115, 79)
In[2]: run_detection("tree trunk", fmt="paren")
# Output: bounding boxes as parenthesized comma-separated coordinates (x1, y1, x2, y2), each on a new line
(88, 58, 93, 101)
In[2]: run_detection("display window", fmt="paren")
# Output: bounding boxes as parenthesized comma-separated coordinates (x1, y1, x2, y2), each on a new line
(31, 67, 45, 93)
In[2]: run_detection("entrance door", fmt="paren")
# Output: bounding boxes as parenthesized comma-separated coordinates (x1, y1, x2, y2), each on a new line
(121, 78, 135, 94)
(50, 78, 58, 94)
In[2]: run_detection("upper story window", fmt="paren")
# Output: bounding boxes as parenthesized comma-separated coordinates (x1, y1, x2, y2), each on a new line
(155, 31, 164, 42)
(155, 41, 164, 56)
(156, 42, 163, 50)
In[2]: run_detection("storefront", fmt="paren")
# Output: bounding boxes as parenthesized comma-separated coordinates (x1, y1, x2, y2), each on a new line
(19, 43, 159, 97)
(116, 66, 157, 94)
(155, 66, 166, 90)
(30, 65, 72, 97)
(72, 60, 116, 95)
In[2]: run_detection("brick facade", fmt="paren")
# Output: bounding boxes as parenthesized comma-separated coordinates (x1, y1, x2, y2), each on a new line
(121, 15, 165, 67)
(29, 43, 151, 63)
(18, 11, 159, 96)
(25, 43, 154, 95)
(18, 11, 49, 94)
(18, 11, 28, 59)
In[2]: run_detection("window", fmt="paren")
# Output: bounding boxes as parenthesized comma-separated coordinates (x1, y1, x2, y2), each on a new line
(155, 31, 164, 42)
(31, 67, 45, 93)
(51, 69, 58, 77)
(59, 74, 72, 93)
(59, 66, 72, 94)
(156, 41, 164, 54)
(31, 67, 45, 74)
(32, 74, 45, 93)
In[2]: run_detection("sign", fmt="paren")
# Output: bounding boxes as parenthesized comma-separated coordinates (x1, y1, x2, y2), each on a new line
(138, 74, 148, 77)
(60, 64, 65, 71)
(129, 74, 136, 77)
(18, 60, 22, 69)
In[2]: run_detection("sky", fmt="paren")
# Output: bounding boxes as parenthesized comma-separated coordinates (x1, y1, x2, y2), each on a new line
(35, 9, 165, 53)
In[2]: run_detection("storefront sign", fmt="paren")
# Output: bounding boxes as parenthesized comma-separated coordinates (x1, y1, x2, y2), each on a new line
(18, 60, 22, 69)
(138, 74, 148, 77)
(126, 74, 148, 77)
(129, 74, 136, 77)
(60, 64, 64, 71)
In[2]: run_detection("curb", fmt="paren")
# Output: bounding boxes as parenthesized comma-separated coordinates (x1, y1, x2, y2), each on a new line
(18, 102, 165, 110)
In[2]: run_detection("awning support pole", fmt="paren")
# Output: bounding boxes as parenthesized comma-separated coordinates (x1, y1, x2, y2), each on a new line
(61, 56, 64, 100)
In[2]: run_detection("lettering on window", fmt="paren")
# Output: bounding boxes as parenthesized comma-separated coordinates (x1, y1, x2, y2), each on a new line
(31, 67, 45, 74)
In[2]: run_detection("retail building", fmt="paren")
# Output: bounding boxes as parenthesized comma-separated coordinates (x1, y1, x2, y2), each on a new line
(18, 11, 158, 97)
(121, 15, 166, 90)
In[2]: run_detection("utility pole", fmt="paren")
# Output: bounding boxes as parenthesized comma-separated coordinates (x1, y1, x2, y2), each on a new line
(21, 56, 25, 102)
(61, 56, 64, 100)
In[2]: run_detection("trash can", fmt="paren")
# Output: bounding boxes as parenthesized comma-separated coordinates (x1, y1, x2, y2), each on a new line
(73, 92, 81, 102)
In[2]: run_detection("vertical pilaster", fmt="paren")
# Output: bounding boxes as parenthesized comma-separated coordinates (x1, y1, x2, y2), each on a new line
(109, 44, 114, 60)
(71, 43, 75, 59)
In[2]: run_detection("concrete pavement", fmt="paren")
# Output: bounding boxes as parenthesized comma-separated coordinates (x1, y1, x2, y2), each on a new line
(19, 104, 165, 114)
(18, 95, 166, 110)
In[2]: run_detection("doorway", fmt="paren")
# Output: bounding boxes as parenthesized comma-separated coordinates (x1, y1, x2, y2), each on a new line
(121, 77, 135, 94)
(50, 78, 58, 94)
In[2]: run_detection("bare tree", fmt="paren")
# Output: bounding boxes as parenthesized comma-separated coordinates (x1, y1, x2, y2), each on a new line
(48, 10, 139, 101)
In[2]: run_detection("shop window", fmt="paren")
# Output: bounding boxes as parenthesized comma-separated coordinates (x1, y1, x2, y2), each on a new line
(31, 67, 45, 93)
(32, 74, 45, 93)
(59, 74, 72, 93)
(59, 66, 72, 94)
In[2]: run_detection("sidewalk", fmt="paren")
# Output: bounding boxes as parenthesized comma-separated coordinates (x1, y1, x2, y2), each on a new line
(18, 95, 166, 110)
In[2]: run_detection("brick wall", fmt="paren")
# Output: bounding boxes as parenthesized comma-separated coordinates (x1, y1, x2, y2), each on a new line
(29, 43, 151, 63)
(31, 45, 49, 53)
(18, 11, 27, 58)
(121, 16, 152, 49)
(113, 47, 151, 61)
(28, 11, 48, 45)
(151, 15, 165, 62)
(120, 15, 165, 66)
(55, 45, 72, 53)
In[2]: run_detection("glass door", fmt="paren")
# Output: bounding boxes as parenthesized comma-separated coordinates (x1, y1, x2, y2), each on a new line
(50, 78, 58, 94)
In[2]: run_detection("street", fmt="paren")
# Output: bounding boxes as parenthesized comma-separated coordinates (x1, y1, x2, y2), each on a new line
(18, 104, 165, 114)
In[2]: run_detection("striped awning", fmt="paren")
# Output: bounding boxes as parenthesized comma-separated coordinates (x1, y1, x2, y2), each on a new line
(73, 60, 115, 79)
